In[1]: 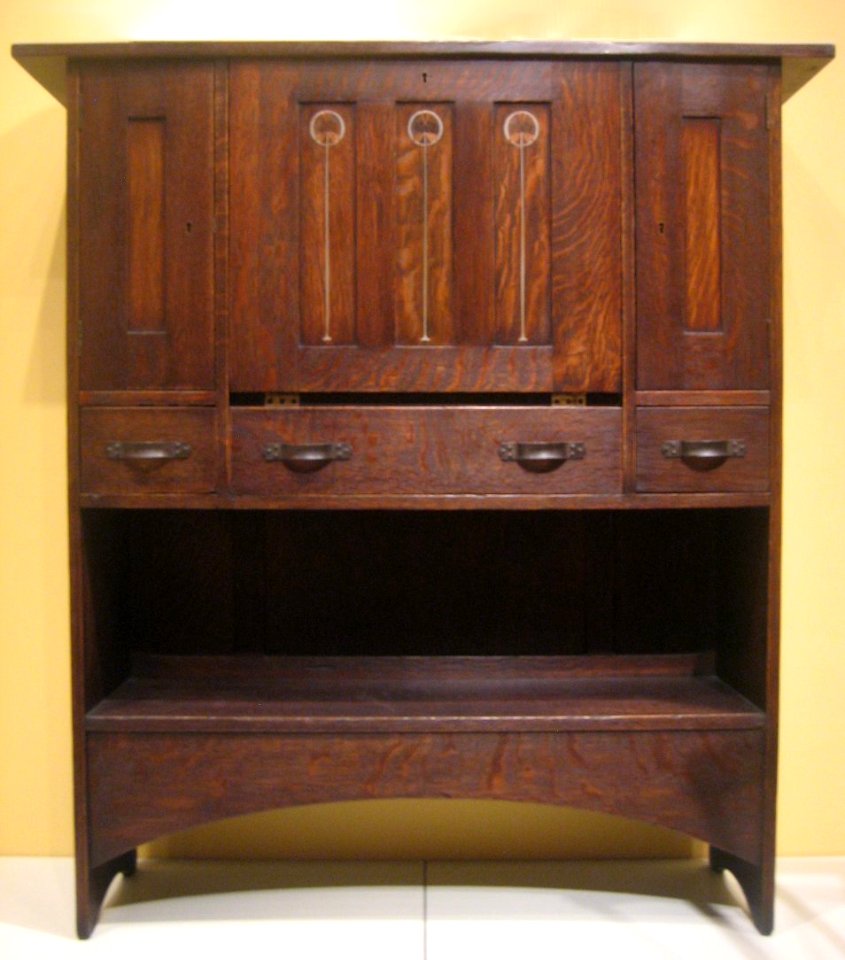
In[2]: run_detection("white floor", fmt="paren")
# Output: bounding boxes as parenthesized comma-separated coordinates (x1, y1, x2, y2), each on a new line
(1, 857, 844, 958)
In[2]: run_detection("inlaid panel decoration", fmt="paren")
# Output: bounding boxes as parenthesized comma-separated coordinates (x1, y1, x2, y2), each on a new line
(396, 105, 451, 345)
(229, 60, 624, 393)
(300, 105, 355, 345)
(496, 105, 550, 345)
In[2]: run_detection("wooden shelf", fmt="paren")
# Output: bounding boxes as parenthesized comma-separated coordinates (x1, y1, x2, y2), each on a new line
(86, 653, 764, 735)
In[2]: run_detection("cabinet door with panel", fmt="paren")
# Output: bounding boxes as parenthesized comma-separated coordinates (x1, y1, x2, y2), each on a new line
(635, 63, 773, 390)
(229, 59, 625, 393)
(77, 61, 216, 393)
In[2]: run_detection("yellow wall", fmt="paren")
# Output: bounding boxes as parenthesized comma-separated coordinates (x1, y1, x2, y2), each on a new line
(2, 0, 843, 859)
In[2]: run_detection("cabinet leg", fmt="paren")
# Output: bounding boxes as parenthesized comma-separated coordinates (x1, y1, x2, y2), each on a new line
(76, 849, 137, 939)
(709, 846, 774, 935)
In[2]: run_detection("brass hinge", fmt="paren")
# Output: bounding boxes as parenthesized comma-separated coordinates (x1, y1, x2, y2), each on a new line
(551, 393, 587, 407)
(264, 393, 300, 407)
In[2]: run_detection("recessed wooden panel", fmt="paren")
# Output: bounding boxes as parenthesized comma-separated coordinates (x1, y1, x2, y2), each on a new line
(300, 104, 356, 345)
(682, 118, 722, 332)
(229, 60, 624, 392)
(495, 104, 551, 346)
(636, 63, 771, 389)
(127, 118, 165, 333)
(78, 62, 215, 392)
(395, 103, 454, 345)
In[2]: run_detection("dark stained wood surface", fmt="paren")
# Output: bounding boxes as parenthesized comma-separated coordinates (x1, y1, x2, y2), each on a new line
(228, 59, 621, 393)
(230, 406, 621, 496)
(552, 61, 624, 392)
(87, 653, 764, 734)
(635, 406, 770, 493)
(14, 41, 815, 936)
(80, 408, 217, 495)
(77, 62, 216, 392)
(12, 41, 834, 105)
(86, 726, 766, 868)
(635, 63, 772, 390)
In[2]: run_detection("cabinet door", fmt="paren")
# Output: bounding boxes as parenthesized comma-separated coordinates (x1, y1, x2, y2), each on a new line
(635, 63, 772, 390)
(77, 62, 215, 392)
(230, 60, 624, 393)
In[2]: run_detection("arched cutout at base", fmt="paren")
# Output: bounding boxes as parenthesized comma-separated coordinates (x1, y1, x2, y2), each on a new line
(143, 799, 699, 861)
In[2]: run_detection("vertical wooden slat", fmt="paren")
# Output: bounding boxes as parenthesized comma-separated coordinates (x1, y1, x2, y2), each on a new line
(620, 63, 638, 493)
(634, 63, 682, 389)
(395, 103, 453, 345)
(494, 103, 550, 346)
(552, 62, 623, 392)
(214, 59, 230, 494)
(682, 118, 722, 332)
(452, 101, 495, 344)
(127, 118, 165, 332)
(300, 104, 356, 346)
(230, 62, 299, 389)
(259, 66, 300, 385)
(161, 63, 215, 390)
(356, 102, 395, 347)
(78, 67, 126, 388)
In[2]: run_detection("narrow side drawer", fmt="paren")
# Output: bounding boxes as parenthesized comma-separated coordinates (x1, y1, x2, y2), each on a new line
(80, 408, 217, 495)
(636, 407, 770, 493)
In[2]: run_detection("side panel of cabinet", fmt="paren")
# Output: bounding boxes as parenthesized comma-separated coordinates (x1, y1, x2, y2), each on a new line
(635, 63, 772, 390)
(229, 60, 623, 393)
(77, 62, 216, 392)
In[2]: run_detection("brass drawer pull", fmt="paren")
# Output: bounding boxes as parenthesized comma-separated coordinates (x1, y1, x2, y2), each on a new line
(262, 441, 352, 473)
(661, 439, 746, 471)
(105, 441, 192, 461)
(498, 441, 586, 474)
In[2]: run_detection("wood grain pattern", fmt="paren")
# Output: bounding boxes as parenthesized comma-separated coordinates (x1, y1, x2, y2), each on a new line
(552, 62, 624, 392)
(356, 103, 396, 347)
(230, 406, 621, 496)
(450, 100, 496, 346)
(127, 119, 165, 333)
(682, 118, 722, 332)
(636, 407, 770, 493)
(228, 59, 620, 392)
(86, 727, 766, 868)
(78, 62, 215, 392)
(494, 104, 550, 345)
(395, 103, 453, 345)
(636, 63, 771, 389)
(80, 408, 217, 495)
(25, 44, 808, 937)
(88, 653, 764, 734)
(13, 41, 834, 106)
(300, 104, 356, 345)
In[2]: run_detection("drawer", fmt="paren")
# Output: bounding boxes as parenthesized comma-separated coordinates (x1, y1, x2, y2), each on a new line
(636, 407, 770, 493)
(230, 407, 622, 497)
(80, 408, 217, 495)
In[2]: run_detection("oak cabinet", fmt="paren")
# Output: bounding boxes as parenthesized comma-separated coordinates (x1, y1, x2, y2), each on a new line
(12, 39, 833, 938)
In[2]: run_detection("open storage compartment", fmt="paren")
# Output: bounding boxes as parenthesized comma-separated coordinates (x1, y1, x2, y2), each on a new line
(81, 507, 770, 732)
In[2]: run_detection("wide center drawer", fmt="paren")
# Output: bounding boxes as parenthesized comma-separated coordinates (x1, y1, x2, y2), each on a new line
(230, 407, 622, 497)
